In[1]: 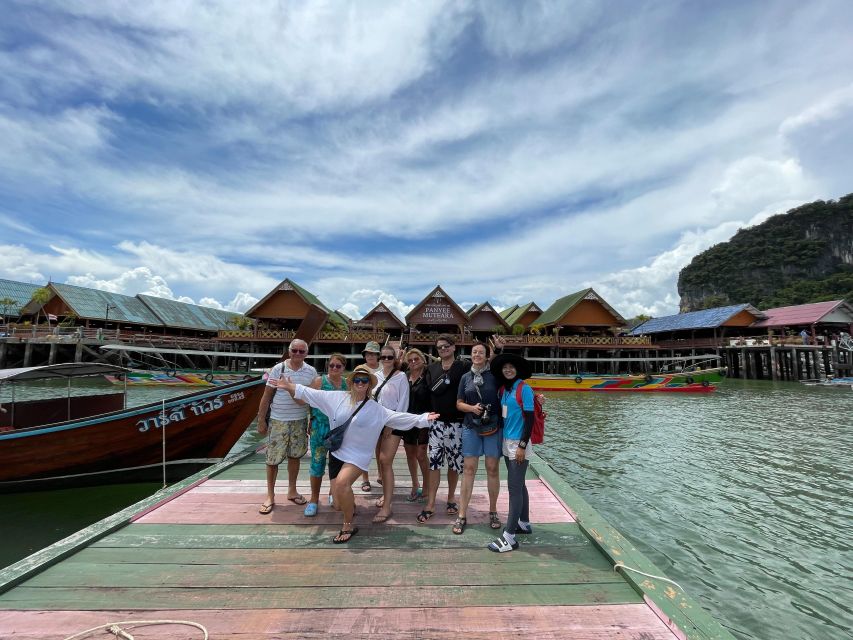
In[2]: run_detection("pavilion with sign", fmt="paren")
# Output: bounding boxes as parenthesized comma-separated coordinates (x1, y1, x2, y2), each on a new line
(405, 285, 469, 345)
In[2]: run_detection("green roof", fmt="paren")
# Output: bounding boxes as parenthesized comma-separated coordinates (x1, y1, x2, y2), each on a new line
(138, 294, 240, 331)
(537, 288, 625, 326)
(0, 279, 42, 316)
(51, 283, 162, 325)
(499, 304, 519, 320)
(505, 302, 541, 327)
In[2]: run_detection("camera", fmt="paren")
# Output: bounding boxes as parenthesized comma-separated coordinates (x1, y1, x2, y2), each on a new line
(472, 403, 491, 425)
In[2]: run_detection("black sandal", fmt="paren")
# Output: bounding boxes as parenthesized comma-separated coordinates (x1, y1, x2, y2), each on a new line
(417, 510, 434, 523)
(333, 526, 359, 544)
(489, 511, 501, 529)
(452, 516, 466, 535)
(446, 502, 459, 515)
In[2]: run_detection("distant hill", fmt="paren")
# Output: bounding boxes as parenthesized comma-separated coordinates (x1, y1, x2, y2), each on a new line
(678, 194, 853, 311)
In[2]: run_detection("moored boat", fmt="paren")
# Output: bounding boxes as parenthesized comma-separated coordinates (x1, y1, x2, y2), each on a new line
(104, 368, 255, 387)
(0, 363, 265, 492)
(529, 369, 722, 392)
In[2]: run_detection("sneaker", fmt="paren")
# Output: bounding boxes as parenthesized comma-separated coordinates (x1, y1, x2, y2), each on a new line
(303, 502, 318, 517)
(487, 535, 518, 553)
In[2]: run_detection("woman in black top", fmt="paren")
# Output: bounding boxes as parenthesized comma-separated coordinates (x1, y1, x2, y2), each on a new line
(394, 348, 431, 502)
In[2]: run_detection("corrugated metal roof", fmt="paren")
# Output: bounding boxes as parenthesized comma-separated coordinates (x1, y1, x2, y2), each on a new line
(0, 279, 42, 316)
(630, 304, 762, 334)
(52, 283, 162, 325)
(752, 300, 851, 327)
(137, 294, 240, 330)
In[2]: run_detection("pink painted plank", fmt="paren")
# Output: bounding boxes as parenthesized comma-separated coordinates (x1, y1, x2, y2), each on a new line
(0, 604, 679, 639)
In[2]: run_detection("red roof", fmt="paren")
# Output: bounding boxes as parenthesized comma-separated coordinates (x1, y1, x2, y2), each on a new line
(752, 300, 848, 327)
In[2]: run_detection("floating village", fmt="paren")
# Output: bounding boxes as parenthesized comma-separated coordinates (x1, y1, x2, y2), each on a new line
(0, 276, 851, 640)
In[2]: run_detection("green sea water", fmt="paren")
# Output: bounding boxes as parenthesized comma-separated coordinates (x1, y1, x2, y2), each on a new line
(1, 377, 851, 639)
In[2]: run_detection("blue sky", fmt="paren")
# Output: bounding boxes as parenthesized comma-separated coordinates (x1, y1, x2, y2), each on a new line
(1, 1, 851, 321)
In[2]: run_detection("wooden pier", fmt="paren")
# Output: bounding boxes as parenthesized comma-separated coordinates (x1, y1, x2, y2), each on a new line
(0, 447, 734, 639)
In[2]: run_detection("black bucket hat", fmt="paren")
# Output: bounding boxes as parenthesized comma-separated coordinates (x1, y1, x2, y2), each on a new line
(490, 353, 532, 381)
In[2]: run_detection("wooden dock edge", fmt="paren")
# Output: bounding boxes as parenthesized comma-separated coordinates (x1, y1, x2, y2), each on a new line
(0, 444, 261, 595)
(528, 450, 736, 640)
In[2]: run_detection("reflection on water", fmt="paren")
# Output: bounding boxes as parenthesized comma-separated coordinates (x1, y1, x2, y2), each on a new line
(540, 379, 853, 640)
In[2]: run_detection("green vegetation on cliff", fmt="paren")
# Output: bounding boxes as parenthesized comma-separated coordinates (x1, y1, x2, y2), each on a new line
(678, 194, 853, 311)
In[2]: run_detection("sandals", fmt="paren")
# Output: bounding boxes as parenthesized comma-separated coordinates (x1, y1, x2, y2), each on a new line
(258, 502, 274, 515)
(361, 481, 372, 493)
(489, 511, 501, 529)
(333, 526, 359, 544)
(452, 516, 467, 535)
(488, 534, 519, 553)
(375, 496, 385, 508)
(446, 502, 459, 515)
(405, 488, 423, 503)
(372, 511, 392, 524)
(416, 510, 434, 523)
(287, 495, 307, 506)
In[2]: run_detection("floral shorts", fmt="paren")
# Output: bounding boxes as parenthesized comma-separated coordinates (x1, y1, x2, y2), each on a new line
(266, 417, 309, 466)
(308, 419, 331, 477)
(427, 420, 463, 473)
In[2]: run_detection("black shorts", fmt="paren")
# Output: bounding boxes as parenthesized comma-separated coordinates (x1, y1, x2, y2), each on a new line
(328, 453, 345, 480)
(392, 426, 429, 446)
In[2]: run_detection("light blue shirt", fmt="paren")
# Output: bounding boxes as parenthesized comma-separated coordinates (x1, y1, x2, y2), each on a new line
(501, 380, 534, 441)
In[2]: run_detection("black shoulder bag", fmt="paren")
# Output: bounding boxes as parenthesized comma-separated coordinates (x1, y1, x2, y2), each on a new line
(324, 375, 392, 452)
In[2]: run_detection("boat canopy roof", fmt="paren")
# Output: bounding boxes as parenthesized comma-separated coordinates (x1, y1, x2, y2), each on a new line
(0, 363, 129, 383)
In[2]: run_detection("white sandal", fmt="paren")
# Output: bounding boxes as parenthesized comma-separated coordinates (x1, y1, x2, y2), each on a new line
(488, 535, 519, 553)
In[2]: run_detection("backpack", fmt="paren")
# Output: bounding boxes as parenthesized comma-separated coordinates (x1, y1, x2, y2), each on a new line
(501, 381, 547, 445)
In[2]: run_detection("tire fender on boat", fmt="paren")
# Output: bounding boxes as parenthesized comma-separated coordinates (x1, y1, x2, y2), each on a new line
(644, 374, 652, 383)
(702, 380, 710, 387)
(574, 376, 583, 384)
(685, 376, 695, 385)
(204, 373, 214, 383)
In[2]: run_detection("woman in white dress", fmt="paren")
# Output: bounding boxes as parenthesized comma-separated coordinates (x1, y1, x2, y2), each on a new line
(277, 364, 437, 543)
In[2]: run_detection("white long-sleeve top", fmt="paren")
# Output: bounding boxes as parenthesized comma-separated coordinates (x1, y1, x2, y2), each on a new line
(293, 385, 429, 471)
(374, 369, 409, 413)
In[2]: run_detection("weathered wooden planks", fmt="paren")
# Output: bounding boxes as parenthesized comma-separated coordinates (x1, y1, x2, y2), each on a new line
(0, 604, 681, 639)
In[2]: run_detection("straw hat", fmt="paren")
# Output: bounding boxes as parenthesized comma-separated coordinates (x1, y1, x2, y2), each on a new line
(347, 364, 377, 390)
(490, 353, 532, 382)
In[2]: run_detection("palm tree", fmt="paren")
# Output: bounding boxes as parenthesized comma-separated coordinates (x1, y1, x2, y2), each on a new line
(31, 287, 51, 328)
(0, 297, 16, 326)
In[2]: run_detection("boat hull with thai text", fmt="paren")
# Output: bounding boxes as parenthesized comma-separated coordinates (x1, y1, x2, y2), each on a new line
(0, 374, 265, 492)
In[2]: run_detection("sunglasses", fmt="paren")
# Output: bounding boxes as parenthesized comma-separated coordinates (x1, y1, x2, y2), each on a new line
(379, 355, 395, 361)
(290, 349, 307, 354)
(436, 344, 453, 350)
(352, 377, 371, 385)
(328, 363, 344, 369)
(407, 358, 422, 364)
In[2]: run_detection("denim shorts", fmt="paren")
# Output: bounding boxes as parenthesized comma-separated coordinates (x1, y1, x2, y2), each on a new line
(461, 426, 502, 459)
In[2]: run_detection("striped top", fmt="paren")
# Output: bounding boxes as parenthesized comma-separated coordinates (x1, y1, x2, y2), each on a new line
(267, 361, 318, 421)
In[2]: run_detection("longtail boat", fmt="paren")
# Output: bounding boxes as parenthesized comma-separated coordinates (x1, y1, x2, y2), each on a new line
(529, 367, 724, 392)
(104, 369, 255, 387)
(0, 363, 265, 492)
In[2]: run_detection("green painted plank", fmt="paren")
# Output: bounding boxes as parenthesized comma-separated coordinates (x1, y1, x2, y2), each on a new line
(90, 522, 589, 550)
(66, 545, 600, 566)
(529, 451, 737, 640)
(25, 556, 620, 588)
(0, 582, 641, 610)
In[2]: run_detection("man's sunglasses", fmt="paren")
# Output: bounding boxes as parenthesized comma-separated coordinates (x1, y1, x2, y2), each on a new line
(436, 344, 453, 350)
(289, 349, 307, 354)
(352, 377, 371, 385)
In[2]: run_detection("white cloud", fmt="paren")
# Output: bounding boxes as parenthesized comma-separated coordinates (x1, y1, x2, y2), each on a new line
(336, 289, 414, 322)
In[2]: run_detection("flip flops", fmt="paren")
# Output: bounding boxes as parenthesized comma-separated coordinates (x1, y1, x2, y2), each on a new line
(258, 502, 274, 515)
(287, 495, 307, 505)
(372, 511, 392, 523)
(333, 527, 359, 544)
(405, 488, 423, 502)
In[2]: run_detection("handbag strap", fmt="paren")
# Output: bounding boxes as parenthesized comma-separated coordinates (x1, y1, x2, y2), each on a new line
(338, 395, 370, 430)
(372, 371, 394, 401)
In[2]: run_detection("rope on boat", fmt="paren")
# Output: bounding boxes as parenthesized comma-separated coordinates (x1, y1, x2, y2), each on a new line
(613, 561, 685, 593)
(62, 619, 209, 640)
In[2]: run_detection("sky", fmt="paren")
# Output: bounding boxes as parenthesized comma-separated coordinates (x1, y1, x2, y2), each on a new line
(1, 1, 852, 322)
